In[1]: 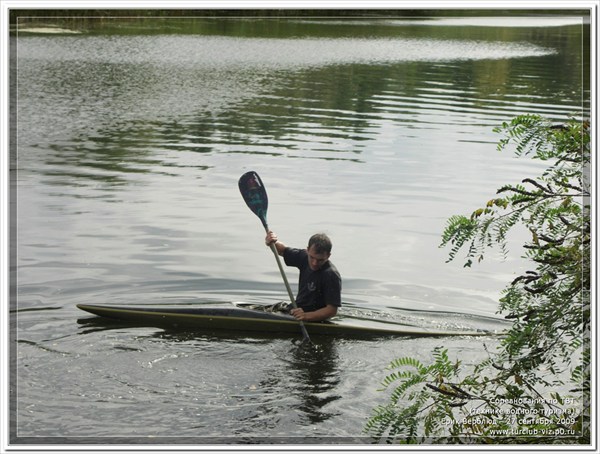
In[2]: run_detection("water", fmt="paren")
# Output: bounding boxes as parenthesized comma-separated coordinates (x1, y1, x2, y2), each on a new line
(10, 15, 587, 444)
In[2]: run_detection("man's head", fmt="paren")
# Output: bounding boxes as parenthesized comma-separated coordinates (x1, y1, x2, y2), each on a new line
(307, 233, 332, 271)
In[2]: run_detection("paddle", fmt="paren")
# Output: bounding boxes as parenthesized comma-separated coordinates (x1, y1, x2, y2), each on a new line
(238, 171, 311, 343)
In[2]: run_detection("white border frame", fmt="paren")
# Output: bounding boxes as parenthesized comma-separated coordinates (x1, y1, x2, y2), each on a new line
(1, 1, 597, 453)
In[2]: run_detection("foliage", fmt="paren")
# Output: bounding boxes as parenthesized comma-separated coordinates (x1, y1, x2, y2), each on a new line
(365, 115, 591, 444)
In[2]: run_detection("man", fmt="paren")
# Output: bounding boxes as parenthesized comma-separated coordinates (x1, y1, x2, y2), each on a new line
(265, 231, 341, 322)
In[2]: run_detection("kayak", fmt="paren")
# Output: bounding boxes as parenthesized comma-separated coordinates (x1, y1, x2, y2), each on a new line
(76, 303, 490, 338)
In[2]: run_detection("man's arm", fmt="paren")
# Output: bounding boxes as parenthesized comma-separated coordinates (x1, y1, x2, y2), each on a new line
(291, 305, 338, 322)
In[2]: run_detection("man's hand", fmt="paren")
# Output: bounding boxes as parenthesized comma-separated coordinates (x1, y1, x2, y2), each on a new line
(265, 230, 278, 246)
(291, 307, 307, 321)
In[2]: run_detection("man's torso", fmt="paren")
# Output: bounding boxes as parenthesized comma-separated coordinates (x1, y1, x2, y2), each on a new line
(283, 248, 342, 312)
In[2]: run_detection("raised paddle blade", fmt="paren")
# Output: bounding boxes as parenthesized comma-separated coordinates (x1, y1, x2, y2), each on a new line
(239, 171, 269, 230)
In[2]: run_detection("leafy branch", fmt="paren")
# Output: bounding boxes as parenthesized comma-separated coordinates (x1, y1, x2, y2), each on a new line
(366, 115, 590, 444)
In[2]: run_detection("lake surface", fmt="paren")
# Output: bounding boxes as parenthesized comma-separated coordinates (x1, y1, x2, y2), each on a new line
(10, 14, 588, 445)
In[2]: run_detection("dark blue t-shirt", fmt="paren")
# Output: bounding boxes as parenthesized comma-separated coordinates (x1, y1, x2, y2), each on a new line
(283, 248, 342, 312)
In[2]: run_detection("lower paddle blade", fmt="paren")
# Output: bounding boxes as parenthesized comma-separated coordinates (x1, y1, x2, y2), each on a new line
(239, 171, 269, 229)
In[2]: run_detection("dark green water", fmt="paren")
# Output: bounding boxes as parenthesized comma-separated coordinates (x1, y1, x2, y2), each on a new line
(11, 15, 587, 444)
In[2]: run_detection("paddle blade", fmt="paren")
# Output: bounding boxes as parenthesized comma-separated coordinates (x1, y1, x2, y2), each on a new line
(239, 171, 269, 229)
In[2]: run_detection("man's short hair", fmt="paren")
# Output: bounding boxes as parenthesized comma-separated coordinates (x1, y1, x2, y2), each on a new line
(308, 233, 332, 255)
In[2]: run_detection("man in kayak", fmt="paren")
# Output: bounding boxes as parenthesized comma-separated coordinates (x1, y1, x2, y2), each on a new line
(265, 231, 341, 322)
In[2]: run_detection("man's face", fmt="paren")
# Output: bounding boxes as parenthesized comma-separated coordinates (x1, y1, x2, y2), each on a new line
(307, 245, 330, 271)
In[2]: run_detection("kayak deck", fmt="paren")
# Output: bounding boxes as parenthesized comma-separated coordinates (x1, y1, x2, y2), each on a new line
(76, 303, 489, 338)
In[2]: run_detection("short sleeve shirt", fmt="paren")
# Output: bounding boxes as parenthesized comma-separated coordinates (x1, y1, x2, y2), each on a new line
(283, 248, 342, 312)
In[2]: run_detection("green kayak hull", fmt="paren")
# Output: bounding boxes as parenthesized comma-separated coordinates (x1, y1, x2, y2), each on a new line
(76, 303, 488, 338)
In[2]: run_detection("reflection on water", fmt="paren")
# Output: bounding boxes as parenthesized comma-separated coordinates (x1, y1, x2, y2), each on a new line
(12, 15, 588, 443)
(287, 341, 341, 426)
